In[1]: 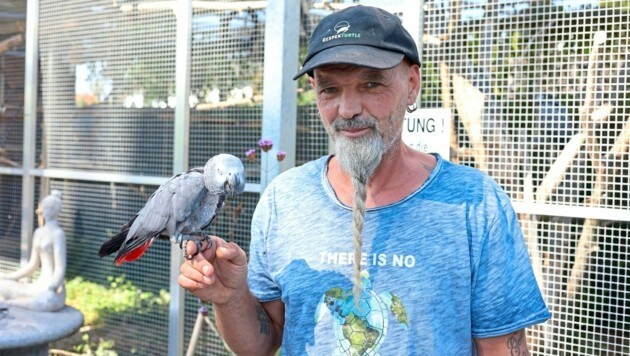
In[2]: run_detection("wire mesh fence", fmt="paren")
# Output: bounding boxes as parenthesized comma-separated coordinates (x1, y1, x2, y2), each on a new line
(0, 3, 26, 274)
(421, 0, 630, 354)
(0, 0, 628, 355)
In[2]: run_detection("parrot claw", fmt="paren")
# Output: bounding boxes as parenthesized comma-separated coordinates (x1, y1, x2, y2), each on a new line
(178, 234, 212, 260)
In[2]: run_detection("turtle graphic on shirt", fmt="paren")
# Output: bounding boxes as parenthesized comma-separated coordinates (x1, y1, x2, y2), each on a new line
(315, 270, 408, 355)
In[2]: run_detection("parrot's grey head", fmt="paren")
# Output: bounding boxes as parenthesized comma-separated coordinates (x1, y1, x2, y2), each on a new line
(204, 154, 246, 198)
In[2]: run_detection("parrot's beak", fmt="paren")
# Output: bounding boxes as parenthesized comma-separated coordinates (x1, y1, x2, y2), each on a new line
(225, 181, 235, 198)
(226, 176, 241, 198)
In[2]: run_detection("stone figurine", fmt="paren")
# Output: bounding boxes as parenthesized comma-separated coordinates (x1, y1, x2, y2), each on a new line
(0, 190, 67, 312)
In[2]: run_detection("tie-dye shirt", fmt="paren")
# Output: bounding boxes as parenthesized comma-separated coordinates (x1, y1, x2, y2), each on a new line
(248, 154, 550, 355)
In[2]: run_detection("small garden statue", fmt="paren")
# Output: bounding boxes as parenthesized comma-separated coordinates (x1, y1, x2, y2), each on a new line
(0, 190, 67, 312)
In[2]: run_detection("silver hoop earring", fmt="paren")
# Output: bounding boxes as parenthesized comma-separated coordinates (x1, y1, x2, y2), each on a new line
(406, 102, 418, 113)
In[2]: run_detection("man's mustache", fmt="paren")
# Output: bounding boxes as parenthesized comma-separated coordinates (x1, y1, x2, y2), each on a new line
(332, 117, 378, 132)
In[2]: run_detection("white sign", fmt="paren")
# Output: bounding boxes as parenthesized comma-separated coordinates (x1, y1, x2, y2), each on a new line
(402, 108, 451, 159)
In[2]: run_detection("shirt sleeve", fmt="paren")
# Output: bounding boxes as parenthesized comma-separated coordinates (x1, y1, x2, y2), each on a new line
(247, 182, 283, 302)
(470, 188, 551, 338)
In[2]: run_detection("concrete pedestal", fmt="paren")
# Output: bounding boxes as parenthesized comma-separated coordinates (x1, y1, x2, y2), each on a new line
(0, 305, 83, 356)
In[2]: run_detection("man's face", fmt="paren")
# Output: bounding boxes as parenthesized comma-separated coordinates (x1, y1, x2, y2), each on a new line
(310, 62, 419, 179)
(311, 62, 418, 151)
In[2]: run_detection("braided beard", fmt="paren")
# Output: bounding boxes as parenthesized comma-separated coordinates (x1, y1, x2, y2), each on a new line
(330, 117, 388, 303)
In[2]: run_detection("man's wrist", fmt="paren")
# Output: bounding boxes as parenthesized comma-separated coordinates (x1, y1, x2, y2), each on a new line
(212, 286, 253, 310)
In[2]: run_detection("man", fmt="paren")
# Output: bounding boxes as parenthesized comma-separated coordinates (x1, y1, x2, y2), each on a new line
(179, 5, 550, 355)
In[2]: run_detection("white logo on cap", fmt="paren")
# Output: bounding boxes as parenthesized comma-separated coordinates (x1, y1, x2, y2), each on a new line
(334, 21, 350, 34)
(322, 21, 361, 43)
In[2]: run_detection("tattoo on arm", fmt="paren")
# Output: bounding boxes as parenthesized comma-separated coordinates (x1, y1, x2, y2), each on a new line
(256, 305, 271, 335)
(507, 330, 530, 356)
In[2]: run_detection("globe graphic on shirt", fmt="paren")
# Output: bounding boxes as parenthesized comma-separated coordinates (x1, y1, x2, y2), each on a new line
(315, 270, 408, 355)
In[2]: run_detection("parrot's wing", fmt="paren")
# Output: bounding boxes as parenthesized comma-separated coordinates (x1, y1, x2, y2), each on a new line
(168, 168, 207, 224)
(129, 169, 205, 239)
(114, 170, 205, 263)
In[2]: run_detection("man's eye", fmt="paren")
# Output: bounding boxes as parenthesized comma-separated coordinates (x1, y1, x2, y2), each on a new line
(320, 87, 338, 94)
(366, 82, 382, 88)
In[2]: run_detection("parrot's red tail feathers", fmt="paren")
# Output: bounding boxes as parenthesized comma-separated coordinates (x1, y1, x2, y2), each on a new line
(115, 240, 153, 266)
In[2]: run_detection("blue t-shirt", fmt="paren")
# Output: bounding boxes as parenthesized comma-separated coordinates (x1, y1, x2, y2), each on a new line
(248, 154, 550, 355)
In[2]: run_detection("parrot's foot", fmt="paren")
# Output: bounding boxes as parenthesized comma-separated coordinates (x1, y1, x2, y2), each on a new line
(176, 234, 212, 260)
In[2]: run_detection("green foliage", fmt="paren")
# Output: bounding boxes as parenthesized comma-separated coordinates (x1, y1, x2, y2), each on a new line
(510, 31, 522, 53)
(298, 88, 316, 106)
(420, 61, 441, 106)
(599, 0, 630, 10)
(65, 275, 170, 326)
(56, 275, 170, 354)
(72, 333, 117, 356)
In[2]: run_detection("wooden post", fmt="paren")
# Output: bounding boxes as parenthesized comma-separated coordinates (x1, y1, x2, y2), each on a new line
(452, 74, 487, 171)
(565, 31, 608, 300)
(0, 34, 23, 55)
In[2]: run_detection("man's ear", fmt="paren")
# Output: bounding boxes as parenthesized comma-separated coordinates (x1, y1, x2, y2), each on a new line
(309, 76, 316, 89)
(407, 64, 421, 105)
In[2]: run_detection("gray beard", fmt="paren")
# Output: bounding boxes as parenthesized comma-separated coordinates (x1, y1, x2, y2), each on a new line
(329, 116, 389, 302)
(331, 117, 387, 183)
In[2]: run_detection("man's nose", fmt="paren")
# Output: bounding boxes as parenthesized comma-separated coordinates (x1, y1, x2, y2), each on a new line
(338, 91, 362, 119)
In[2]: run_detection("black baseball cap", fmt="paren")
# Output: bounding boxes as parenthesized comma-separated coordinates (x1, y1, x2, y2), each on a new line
(293, 5, 420, 80)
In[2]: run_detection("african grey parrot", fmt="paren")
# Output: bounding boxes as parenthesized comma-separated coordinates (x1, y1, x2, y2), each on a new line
(98, 154, 245, 265)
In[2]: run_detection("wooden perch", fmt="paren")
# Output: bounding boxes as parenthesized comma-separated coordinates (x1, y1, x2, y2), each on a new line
(440, 62, 452, 110)
(607, 116, 630, 159)
(579, 31, 607, 173)
(452, 74, 487, 171)
(578, 31, 606, 125)
(440, 62, 460, 161)
(535, 133, 586, 203)
(567, 116, 630, 299)
(565, 31, 608, 300)
(566, 218, 600, 299)
(0, 157, 19, 167)
(590, 104, 612, 122)
(0, 34, 23, 55)
(422, 33, 442, 46)
(0, 147, 19, 167)
(523, 172, 545, 292)
(0, 21, 25, 36)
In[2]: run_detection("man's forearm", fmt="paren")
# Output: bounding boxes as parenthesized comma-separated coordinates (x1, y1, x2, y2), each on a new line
(213, 290, 282, 355)
(475, 329, 530, 356)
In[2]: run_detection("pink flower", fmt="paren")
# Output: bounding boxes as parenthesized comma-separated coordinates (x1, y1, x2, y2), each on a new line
(276, 150, 287, 162)
(258, 138, 273, 152)
(245, 148, 256, 162)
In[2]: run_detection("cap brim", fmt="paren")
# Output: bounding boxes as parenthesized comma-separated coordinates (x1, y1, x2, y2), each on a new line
(293, 45, 405, 80)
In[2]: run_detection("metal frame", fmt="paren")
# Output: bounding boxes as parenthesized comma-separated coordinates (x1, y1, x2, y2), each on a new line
(168, 0, 193, 354)
(21, 0, 38, 265)
(260, 0, 299, 189)
(17, 1, 262, 352)
(403, 0, 423, 63)
(513, 202, 630, 223)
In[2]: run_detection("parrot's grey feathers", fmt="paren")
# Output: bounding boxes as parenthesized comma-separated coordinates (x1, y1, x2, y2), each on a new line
(170, 171, 206, 223)
(98, 154, 245, 265)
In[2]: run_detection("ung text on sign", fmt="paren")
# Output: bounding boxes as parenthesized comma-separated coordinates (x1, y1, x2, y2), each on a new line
(402, 108, 451, 160)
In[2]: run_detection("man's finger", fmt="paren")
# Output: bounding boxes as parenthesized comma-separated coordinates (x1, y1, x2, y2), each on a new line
(180, 261, 214, 285)
(178, 273, 209, 291)
(215, 241, 248, 266)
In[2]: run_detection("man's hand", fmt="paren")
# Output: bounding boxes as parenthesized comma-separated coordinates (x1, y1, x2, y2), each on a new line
(178, 235, 249, 306)
(178, 236, 283, 355)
